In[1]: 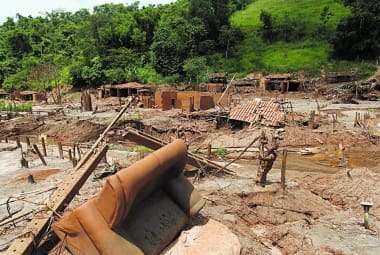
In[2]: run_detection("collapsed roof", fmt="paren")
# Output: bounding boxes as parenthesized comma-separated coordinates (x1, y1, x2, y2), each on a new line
(229, 100, 286, 127)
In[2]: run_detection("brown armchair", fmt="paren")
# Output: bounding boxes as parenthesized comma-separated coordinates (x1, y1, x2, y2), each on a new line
(52, 139, 205, 255)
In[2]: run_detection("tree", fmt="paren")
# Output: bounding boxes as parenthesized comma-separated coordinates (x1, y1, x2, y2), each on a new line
(28, 62, 60, 90)
(183, 56, 209, 84)
(259, 10, 275, 43)
(332, 0, 380, 60)
(151, 2, 194, 76)
(81, 56, 104, 86)
(219, 25, 244, 58)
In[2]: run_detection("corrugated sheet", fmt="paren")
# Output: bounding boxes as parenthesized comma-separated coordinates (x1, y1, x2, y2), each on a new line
(229, 100, 285, 127)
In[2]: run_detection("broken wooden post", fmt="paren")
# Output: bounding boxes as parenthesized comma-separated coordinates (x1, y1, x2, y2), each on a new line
(81, 90, 93, 112)
(27, 174, 35, 184)
(25, 137, 31, 147)
(58, 142, 64, 159)
(72, 143, 76, 159)
(77, 144, 81, 160)
(309, 111, 315, 129)
(41, 137, 47, 157)
(207, 143, 212, 159)
(33, 144, 47, 166)
(68, 148, 73, 163)
(68, 148, 77, 167)
(20, 153, 29, 168)
(16, 137, 21, 148)
(332, 117, 336, 132)
(281, 150, 288, 190)
(332, 113, 338, 132)
(72, 158, 78, 167)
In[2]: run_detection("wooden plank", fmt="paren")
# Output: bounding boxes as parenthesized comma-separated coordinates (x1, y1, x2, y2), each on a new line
(4, 145, 108, 255)
(5, 97, 133, 255)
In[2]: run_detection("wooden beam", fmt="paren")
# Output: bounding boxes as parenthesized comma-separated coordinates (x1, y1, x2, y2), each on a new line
(4, 145, 108, 255)
(123, 128, 235, 175)
(5, 97, 134, 255)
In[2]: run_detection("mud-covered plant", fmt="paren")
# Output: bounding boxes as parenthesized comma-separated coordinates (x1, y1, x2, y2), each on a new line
(216, 147, 227, 160)
(133, 145, 153, 153)
(133, 145, 153, 159)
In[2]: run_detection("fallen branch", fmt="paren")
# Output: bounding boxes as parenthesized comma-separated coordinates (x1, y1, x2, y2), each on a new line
(0, 207, 23, 222)
(0, 186, 57, 206)
(248, 202, 314, 216)
(0, 210, 34, 227)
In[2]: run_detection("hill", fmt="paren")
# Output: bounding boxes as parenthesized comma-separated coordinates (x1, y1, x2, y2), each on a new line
(225, 0, 376, 77)
(231, 0, 349, 31)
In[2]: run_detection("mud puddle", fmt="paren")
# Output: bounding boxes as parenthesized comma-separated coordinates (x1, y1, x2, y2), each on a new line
(233, 150, 380, 174)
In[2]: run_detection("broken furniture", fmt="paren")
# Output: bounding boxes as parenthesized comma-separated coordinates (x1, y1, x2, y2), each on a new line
(52, 139, 206, 255)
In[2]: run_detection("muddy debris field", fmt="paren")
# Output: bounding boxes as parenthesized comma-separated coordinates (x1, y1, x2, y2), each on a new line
(1, 78, 380, 255)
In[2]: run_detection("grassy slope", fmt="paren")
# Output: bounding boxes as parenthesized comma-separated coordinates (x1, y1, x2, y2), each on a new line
(228, 0, 361, 76)
(231, 0, 349, 31)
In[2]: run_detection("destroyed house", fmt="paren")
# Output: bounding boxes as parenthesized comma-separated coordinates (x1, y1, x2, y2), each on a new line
(155, 89, 229, 111)
(209, 72, 228, 84)
(326, 72, 358, 83)
(137, 89, 154, 108)
(229, 100, 286, 127)
(194, 83, 225, 93)
(13, 90, 46, 101)
(264, 74, 301, 92)
(0, 89, 9, 99)
(98, 83, 147, 98)
(231, 78, 259, 93)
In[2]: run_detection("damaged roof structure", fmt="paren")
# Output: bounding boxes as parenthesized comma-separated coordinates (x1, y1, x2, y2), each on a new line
(229, 100, 286, 127)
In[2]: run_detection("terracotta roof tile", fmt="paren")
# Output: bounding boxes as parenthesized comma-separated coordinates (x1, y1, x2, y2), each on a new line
(229, 100, 285, 127)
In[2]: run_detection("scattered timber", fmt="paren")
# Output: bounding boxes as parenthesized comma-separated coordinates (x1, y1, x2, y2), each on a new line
(123, 128, 235, 175)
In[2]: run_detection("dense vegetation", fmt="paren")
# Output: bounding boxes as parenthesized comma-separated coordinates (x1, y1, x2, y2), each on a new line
(229, 0, 377, 76)
(0, 0, 378, 91)
(0, 0, 248, 90)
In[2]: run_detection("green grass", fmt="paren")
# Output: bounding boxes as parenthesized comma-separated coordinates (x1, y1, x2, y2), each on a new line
(226, 0, 377, 77)
(261, 41, 330, 75)
(231, 0, 350, 31)
(0, 101, 32, 112)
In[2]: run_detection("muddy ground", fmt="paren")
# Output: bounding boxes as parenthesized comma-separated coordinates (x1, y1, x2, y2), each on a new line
(0, 90, 380, 254)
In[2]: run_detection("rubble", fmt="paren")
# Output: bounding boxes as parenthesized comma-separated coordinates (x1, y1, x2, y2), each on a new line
(1, 71, 380, 254)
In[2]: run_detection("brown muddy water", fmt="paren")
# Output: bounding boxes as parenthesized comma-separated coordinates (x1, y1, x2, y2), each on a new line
(273, 150, 380, 173)
(237, 150, 380, 173)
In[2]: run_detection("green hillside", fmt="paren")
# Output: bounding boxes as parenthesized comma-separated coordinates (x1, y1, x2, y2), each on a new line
(225, 0, 375, 76)
(231, 0, 350, 31)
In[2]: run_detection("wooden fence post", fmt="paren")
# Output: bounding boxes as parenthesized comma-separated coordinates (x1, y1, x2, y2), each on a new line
(33, 144, 47, 166)
(58, 142, 64, 159)
(41, 137, 47, 157)
(281, 149, 288, 190)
